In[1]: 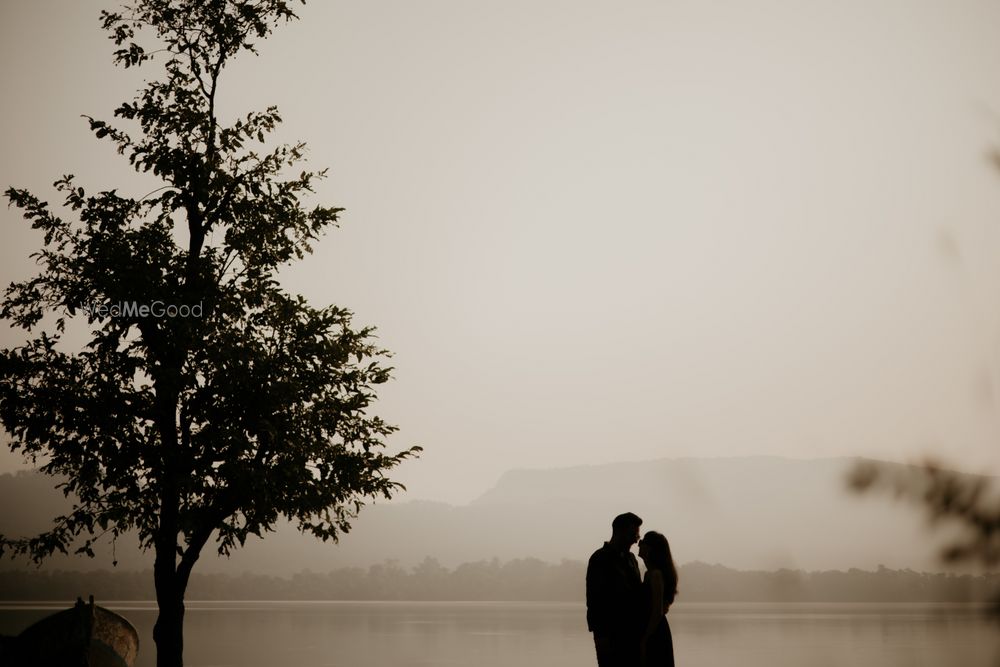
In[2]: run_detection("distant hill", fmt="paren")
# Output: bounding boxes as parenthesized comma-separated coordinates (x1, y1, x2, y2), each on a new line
(0, 457, 988, 576)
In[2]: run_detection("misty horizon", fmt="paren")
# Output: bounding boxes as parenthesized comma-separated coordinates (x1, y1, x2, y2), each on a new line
(5, 559, 999, 603)
(2, 456, 993, 576)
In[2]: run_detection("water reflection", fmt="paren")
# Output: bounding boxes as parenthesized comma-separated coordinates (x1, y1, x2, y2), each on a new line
(0, 601, 996, 667)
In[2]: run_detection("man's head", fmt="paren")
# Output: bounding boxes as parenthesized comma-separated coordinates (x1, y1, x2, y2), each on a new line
(610, 512, 642, 549)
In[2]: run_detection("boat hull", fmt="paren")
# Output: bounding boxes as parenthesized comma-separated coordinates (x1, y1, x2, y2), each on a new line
(2, 598, 139, 667)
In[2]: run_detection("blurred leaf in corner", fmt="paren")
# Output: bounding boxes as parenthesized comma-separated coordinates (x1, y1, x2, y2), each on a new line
(848, 458, 1000, 627)
(847, 459, 1000, 568)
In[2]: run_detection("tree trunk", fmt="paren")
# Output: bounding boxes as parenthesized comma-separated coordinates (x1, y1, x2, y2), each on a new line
(153, 550, 186, 667)
(151, 364, 184, 667)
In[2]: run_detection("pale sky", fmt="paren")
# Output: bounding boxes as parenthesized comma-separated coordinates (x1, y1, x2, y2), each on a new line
(2, 0, 1000, 504)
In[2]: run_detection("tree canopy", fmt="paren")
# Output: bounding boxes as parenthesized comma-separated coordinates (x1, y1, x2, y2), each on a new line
(0, 1, 419, 664)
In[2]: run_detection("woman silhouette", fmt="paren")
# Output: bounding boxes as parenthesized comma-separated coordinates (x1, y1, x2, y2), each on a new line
(637, 531, 678, 666)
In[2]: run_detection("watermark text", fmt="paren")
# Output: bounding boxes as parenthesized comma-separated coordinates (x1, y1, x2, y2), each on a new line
(82, 301, 204, 318)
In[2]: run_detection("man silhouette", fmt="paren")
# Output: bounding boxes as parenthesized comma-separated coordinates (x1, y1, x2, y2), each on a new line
(586, 512, 643, 667)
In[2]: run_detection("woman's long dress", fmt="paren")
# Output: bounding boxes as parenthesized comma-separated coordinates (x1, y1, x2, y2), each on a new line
(642, 576, 675, 666)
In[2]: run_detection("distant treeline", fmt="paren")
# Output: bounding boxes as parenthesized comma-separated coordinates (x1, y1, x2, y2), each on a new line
(2, 559, 998, 602)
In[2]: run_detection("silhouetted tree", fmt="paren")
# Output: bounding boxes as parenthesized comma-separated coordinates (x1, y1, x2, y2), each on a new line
(0, 2, 418, 665)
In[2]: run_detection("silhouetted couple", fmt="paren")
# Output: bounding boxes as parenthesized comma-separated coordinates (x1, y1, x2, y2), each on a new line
(586, 512, 678, 667)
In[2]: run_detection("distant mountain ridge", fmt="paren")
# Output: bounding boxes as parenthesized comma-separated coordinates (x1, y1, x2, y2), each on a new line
(0, 456, 988, 576)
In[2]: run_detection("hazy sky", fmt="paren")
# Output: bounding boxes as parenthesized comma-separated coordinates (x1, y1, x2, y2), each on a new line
(3, 0, 1000, 504)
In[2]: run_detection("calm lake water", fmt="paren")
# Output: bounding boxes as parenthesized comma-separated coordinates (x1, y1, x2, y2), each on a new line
(1, 601, 997, 667)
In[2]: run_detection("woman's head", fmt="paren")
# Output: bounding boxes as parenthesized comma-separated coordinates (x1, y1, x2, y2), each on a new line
(638, 531, 670, 567)
(638, 530, 679, 603)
